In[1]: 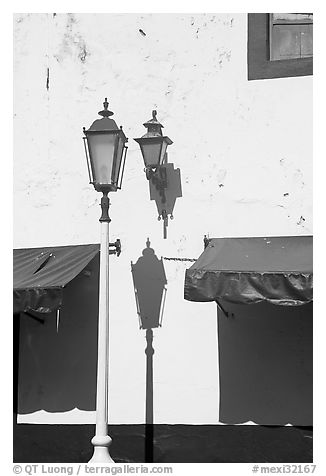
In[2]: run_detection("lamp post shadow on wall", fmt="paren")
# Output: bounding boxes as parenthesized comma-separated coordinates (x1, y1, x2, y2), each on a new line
(131, 239, 167, 462)
(82, 98, 128, 463)
(144, 328, 154, 462)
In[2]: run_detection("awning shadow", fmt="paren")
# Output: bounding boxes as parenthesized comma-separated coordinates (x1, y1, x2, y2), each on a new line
(15, 254, 99, 416)
(217, 301, 313, 425)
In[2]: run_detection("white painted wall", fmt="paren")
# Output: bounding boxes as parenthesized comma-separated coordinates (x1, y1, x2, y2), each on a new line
(14, 13, 312, 424)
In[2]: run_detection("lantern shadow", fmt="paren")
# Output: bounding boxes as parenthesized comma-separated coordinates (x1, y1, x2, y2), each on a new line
(149, 162, 182, 239)
(131, 239, 167, 462)
(131, 239, 167, 330)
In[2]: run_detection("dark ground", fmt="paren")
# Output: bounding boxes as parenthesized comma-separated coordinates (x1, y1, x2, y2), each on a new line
(13, 422, 313, 463)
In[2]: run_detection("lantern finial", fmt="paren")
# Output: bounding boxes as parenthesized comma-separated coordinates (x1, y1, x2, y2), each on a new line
(98, 97, 114, 118)
(142, 110, 164, 136)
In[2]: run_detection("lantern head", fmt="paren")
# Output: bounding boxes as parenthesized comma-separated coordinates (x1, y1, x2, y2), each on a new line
(134, 110, 173, 172)
(83, 98, 128, 193)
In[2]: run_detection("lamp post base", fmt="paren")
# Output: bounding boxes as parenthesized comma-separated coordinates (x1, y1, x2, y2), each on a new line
(89, 435, 114, 463)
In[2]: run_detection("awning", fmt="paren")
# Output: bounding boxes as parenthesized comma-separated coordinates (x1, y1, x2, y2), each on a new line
(14, 244, 100, 313)
(184, 236, 313, 306)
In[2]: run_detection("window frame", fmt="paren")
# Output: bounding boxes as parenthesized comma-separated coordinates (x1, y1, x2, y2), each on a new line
(247, 13, 313, 80)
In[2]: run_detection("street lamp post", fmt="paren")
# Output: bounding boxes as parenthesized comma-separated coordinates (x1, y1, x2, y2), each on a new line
(83, 98, 128, 463)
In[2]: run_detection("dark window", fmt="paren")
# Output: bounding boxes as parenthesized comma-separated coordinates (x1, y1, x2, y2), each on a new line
(270, 13, 313, 60)
(248, 13, 313, 80)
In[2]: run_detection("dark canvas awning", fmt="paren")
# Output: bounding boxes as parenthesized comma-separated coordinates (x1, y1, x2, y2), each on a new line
(184, 236, 313, 306)
(14, 244, 100, 313)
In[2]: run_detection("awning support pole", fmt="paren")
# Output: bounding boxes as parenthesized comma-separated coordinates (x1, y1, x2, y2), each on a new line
(89, 194, 114, 463)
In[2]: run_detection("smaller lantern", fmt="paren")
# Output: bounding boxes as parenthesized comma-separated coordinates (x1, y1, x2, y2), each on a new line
(83, 98, 128, 193)
(134, 110, 173, 177)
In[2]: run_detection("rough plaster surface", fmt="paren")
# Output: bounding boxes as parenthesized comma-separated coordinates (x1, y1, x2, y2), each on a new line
(14, 13, 312, 424)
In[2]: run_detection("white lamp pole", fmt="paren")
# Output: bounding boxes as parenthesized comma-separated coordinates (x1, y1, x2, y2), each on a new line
(89, 193, 113, 463)
(83, 99, 128, 463)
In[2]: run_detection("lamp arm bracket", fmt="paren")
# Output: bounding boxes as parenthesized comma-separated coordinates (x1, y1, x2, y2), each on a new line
(157, 209, 169, 239)
(109, 239, 121, 256)
(145, 167, 155, 180)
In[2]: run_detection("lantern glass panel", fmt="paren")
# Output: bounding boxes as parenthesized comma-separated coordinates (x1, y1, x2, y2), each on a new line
(112, 135, 126, 185)
(87, 132, 117, 185)
(140, 140, 163, 167)
(160, 140, 168, 164)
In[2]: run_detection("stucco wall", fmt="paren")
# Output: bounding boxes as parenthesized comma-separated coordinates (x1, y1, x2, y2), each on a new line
(14, 13, 312, 425)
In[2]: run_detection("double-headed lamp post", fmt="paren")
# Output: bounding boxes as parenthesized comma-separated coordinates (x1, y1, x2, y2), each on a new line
(83, 98, 128, 463)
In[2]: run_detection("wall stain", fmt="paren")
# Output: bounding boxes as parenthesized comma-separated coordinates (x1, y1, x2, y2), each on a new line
(53, 14, 90, 64)
(78, 46, 88, 62)
(139, 29, 146, 36)
(46, 68, 50, 91)
(217, 169, 227, 184)
(16, 14, 30, 23)
(297, 216, 306, 226)
(235, 198, 261, 204)
(217, 50, 232, 69)
(67, 13, 77, 25)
